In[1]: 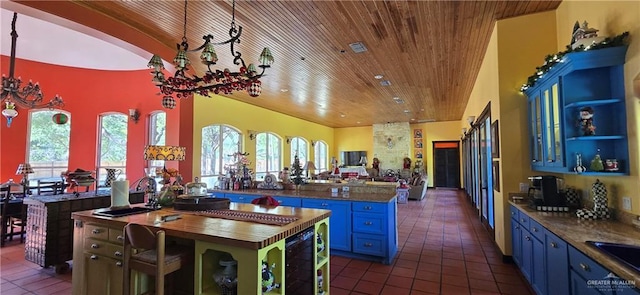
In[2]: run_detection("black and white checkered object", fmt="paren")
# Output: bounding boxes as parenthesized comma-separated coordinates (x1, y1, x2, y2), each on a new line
(576, 180, 610, 220)
(565, 187, 581, 209)
(162, 95, 177, 109)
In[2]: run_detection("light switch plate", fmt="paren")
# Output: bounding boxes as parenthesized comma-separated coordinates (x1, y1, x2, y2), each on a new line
(622, 196, 632, 211)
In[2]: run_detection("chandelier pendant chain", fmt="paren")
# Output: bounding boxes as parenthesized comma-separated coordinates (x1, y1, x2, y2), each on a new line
(147, 0, 274, 103)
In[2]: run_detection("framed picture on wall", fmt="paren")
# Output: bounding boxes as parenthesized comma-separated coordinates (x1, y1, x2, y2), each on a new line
(491, 120, 500, 158)
(415, 149, 423, 159)
(414, 129, 423, 139)
(493, 160, 500, 192)
(414, 139, 423, 148)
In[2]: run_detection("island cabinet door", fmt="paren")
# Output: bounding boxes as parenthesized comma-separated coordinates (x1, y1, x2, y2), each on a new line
(82, 253, 123, 295)
(302, 199, 351, 251)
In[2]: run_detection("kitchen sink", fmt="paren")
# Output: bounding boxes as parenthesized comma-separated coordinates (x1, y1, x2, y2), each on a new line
(93, 206, 156, 218)
(587, 241, 640, 272)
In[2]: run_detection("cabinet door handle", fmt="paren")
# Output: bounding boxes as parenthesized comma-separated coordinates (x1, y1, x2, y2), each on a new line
(92, 229, 102, 234)
(550, 242, 557, 248)
(90, 255, 98, 260)
(579, 263, 590, 271)
(547, 159, 555, 163)
(114, 251, 122, 257)
(117, 235, 124, 241)
(520, 218, 526, 223)
(525, 236, 531, 241)
(239, 197, 245, 200)
(511, 211, 515, 215)
(91, 243, 100, 249)
(532, 159, 538, 163)
(364, 243, 373, 247)
(364, 206, 372, 210)
(364, 221, 373, 225)
(321, 203, 328, 207)
(115, 261, 123, 267)
(532, 227, 538, 232)
(515, 225, 520, 229)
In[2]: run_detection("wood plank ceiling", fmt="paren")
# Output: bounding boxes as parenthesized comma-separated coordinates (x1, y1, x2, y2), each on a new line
(12, 0, 561, 128)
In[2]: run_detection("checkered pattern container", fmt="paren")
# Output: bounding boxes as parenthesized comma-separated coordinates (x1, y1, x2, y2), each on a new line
(576, 179, 610, 220)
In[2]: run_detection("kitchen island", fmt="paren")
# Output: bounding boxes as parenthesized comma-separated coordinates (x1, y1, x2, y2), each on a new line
(208, 187, 399, 264)
(71, 203, 331, 295)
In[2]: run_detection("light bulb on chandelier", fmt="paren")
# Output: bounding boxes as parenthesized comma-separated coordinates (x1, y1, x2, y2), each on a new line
(147, 0, 274, 109)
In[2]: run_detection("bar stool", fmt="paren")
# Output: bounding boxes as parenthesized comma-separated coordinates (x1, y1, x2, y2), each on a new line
(123, 223, 192, 295)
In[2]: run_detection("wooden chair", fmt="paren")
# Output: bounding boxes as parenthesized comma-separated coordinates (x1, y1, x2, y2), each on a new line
(123, 223, 191, 295)
(1, 186, 26, 246)
(36, 179, 65, 195)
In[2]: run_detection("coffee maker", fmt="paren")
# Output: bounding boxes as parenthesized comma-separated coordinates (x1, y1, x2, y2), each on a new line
(528, 176, 566, 207)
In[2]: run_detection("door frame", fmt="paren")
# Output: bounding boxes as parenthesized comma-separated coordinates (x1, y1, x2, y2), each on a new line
(432, 141, 461, 189)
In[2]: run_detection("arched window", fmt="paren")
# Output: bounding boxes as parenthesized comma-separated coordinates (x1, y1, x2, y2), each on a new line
(314, 141, 328, 172)
(147, 111, 166, 174)
(289, 137, 308, 165)
(97, 113, 128, 186)
(201, 124, 242, 187)
(255, 132, 281, 180)
(27, 109, 71, 180)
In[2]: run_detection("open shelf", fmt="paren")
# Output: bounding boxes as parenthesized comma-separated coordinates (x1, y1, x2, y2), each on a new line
(564, 98, 622, 108)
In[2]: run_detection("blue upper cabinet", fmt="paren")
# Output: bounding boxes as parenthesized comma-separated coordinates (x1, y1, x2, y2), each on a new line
(524, 46, 628, 175)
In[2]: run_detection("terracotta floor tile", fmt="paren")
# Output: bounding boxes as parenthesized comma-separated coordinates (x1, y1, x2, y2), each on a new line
(468, 278, 500, 293)
(329, 286, 352, 295)
(347, 259, 373, 270)
(465, 261, 492, 272)
(332, 276, 359, 290)
(386, 275, 414, 288)
(368, 263, 394, 274)
(340, 267, 367, 280)
(412, 278, 440, 293)
(381, 284, 412, 295)
(391, 266, 417, 278)
(360, 270, 389, 283)
(395, 258, 419, 270)
(442, 274, 469, 288)
(353, 280, 384, 294)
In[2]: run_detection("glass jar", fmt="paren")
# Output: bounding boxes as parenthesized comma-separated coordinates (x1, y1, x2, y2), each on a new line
(213, 256, 238, 295)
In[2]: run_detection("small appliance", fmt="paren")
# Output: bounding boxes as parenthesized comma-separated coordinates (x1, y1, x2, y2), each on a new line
(527, 175, 566, 207)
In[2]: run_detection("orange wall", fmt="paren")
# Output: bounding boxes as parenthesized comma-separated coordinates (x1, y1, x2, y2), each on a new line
(0, 56, 182, 183)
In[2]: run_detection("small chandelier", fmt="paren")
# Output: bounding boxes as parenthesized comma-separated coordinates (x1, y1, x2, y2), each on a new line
(1, 13, 64, 127)
(148, 0, 274, 106)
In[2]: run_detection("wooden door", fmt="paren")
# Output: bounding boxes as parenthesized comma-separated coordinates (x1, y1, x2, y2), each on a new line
(433, 142, 460, 188)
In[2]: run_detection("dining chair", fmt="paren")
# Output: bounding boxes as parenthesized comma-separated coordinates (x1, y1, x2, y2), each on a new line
(36, 179, 65, 195)
(123, 223, 192, 295)
(1, 186, 26, 246)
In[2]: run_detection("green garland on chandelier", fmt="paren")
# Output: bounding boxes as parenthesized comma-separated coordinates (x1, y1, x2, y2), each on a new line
(520, 31, 630, 92)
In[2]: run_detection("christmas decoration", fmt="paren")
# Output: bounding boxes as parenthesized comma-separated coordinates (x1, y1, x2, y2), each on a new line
(291, 154, 305, 186)
(520, 32, 629, 92)
(52, 113, 68, 125)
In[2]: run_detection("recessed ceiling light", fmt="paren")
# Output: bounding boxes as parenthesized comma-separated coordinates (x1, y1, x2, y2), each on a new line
(356, 121, 361, 124)
(340, 113, 346, 118)
(374, 74, 384, 79)
(380, 80, 391, 86)
(403, 110, 410, 113)
(411, 118, 416, 121)
(348, 42, 368, 53)
(280, 89, 288, 92)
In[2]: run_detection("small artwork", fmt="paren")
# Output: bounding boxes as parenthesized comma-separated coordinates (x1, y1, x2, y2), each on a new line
(492, 161, 500, 192)
(491, 120, 500, 158)
(414, 139, 423, 148)
(415, 149, 423, 159)
(413, 129, 423, 139)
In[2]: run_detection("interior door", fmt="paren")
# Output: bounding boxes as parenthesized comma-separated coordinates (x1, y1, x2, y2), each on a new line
(433, 142, 460, 188)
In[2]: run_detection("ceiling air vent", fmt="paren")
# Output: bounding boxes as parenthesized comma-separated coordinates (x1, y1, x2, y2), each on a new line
(380, 80, 391, 86)
(349, 42, 368, 53)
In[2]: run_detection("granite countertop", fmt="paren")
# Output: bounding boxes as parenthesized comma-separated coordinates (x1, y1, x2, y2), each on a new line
(510, 200, 640, 287)
(208, 188, 396, 203)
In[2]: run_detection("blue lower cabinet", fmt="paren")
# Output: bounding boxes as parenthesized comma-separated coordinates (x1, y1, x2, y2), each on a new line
(545, 229, 568, 295)
(521, 228, 533, 283)
(570, 269, 612, 295)
(531, 236, 545, 295)
(569, 246, 614, 295)
(302, 199, 351, 251)
(352, 233, 385, 256)
(511, 218, 522, 267)
(271, 196, 302, 207)
(224, 193, 254, 204)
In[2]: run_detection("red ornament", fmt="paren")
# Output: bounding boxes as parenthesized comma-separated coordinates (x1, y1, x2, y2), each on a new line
(52, 113, 68, 124)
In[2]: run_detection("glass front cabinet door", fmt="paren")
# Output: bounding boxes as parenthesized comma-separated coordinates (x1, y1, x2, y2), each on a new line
(527, 79, 563, 169)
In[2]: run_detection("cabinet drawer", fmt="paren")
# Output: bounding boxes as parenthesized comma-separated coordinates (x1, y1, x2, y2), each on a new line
(517, 212, 530, 227)
(224, 193, 254, 203)
(510, 205, 520, 221)
(272, 196, 301, 208)
(109, 228, 125, 244)
(85, 224, 109, 241)
(353, 213, 384, 235)
(528, 219, 544, 241)
(352, 202, 386, 214)
(84, 238, 112, 257)
(569, 246, 610, 280)
(352, 233, 385, 256)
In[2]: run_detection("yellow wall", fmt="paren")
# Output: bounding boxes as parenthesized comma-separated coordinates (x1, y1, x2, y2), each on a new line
(418, 121, 465, 186)
(191, 95, 334, 176)
(554, 0, 640, 214)
(333, 126, 373, 163)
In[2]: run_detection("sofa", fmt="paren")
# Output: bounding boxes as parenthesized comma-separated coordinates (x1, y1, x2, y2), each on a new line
(408, 176, 428, 201)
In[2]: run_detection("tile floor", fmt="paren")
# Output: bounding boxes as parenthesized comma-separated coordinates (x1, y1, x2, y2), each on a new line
(0, 189, 532, 294)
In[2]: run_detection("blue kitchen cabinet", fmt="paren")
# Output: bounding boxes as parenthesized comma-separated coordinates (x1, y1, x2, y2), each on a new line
(524, 46, 629, 175)
(224, 193, 254, 203)
(270, 196, 302, 207)
(302, 199, 351, 251)
(545, 229, 569, 295)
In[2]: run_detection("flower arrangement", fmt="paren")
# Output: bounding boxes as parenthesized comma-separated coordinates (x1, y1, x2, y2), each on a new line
(156, 167, 180, 184)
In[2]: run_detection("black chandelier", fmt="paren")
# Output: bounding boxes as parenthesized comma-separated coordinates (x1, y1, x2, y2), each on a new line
(2, 12, 64, 126)
(147, 0, 274, 109)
